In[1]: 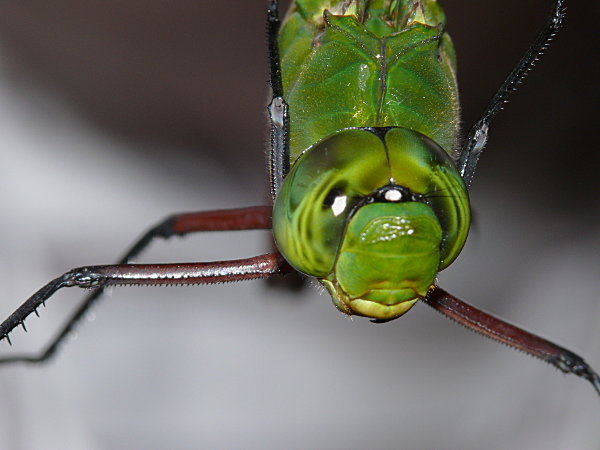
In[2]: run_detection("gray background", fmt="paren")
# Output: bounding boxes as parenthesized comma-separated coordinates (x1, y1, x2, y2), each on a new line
(0, 1, 599, 449)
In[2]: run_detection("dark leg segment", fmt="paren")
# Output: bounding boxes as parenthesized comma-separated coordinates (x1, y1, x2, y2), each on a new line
(0, 206, 273, 363)
(267, 0, 290, 199)
(458, 0, 565, 188)
(267, 0, 283, 99)
(423, 287, 600, 395)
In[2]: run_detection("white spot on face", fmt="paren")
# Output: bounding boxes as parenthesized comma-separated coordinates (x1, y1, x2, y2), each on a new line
(384, 189, 403, 202)
(331, 195, 347, 216)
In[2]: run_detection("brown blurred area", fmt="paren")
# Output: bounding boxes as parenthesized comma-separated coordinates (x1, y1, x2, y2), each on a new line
(0, 1, 275, 186)
(0, 0, 598, 197)
(0, 1, 597, 198)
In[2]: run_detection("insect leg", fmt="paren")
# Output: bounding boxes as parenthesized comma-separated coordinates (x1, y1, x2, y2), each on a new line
(0, 206, 273, 363)
(458, 0, 565, 188)
(422, 287, 600, 395)
(267, 0, 290, 199)
(267, 0, 283, 99)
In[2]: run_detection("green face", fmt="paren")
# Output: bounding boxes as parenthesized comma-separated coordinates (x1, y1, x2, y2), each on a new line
(272, 127, 470, 320)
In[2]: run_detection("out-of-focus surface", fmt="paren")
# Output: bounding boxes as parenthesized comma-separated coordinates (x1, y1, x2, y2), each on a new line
(0, 1, 599, 449)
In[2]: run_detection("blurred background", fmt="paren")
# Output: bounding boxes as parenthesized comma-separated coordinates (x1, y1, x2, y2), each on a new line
(0, 1, 598, 449)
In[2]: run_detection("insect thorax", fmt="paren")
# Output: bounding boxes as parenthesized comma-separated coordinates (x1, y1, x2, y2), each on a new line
(279, 0, 460, 161)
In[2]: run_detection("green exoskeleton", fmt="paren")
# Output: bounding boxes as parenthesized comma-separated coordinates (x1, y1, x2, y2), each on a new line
(273, 0, 470, 320)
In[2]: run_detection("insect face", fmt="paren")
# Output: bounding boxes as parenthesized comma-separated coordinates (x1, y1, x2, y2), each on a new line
(273, 127, 470, 319)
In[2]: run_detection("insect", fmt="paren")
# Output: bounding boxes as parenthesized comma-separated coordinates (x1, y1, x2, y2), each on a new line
(0, 0, 597, 423)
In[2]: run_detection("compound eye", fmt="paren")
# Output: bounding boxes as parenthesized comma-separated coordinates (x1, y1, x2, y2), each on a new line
(384, 128, 471, 269)
(272, 129, 390, 277)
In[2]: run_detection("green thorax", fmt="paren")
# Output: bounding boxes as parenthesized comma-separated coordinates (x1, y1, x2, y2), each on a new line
(279, 0, 459, 160)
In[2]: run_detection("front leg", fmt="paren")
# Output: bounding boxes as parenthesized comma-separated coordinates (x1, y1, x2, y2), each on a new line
(423, 287, 600, 395)
(0, 253, 291, 363)
(0, 206, 274, 363)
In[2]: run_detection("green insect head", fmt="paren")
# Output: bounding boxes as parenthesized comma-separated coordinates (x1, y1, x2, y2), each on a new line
(272, 128, 470, 320)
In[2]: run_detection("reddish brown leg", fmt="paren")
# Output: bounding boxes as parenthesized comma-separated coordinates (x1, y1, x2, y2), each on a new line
(126, 206, 272, 260)
(0, 206, 276, 363)
(423, 287, 600, 395)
